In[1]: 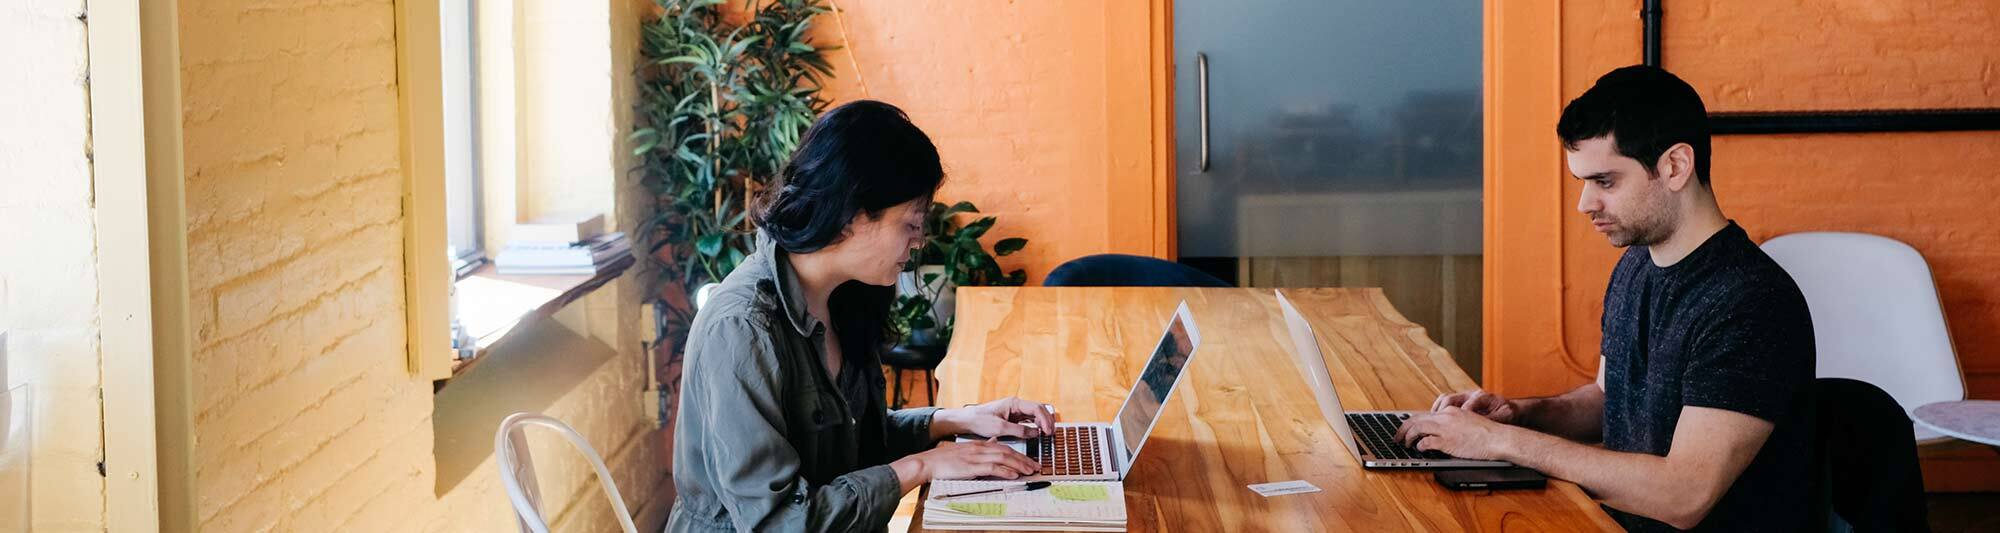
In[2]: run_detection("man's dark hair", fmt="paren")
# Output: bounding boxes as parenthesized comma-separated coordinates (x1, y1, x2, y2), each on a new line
(1557, 65, 1712, 186)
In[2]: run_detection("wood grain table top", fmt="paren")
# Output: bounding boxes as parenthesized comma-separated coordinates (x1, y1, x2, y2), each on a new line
(912, 287, 1618, 532)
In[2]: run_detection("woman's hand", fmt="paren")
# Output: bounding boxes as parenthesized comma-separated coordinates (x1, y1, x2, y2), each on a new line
(931, 397, 1059, 439)
(891, 438, 1042, 493)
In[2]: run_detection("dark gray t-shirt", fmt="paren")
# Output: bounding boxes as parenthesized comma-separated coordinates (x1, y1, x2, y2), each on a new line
(1600, 223, 1816, 532)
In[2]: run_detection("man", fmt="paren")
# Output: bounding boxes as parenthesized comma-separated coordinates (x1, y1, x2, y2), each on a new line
(1394, 65, 1815, 531)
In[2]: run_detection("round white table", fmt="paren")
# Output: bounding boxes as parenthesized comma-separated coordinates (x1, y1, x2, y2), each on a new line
(1913, 400, 2000, 447)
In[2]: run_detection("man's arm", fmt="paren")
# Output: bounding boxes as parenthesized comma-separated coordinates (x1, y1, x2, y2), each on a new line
(1497, 406, 1771, 530)
(1508, 384, 1604, 443)
(1510, 357, 1608, 442)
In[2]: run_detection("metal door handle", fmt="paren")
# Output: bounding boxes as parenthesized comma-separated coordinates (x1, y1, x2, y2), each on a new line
(1198, 52, 1210, 172)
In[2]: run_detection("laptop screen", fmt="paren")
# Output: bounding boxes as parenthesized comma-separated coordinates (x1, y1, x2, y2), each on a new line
(1112, 303, 1200, 462)
(1275, 290, 1363, 461)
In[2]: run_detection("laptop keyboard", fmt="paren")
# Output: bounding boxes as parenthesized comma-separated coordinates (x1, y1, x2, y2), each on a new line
(1028, 426, 1105, 476)
(1347, 413, 1451, 460)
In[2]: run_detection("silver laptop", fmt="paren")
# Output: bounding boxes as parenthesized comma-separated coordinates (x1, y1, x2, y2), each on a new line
(952, 301, 1202, 481)
(1276, 291, 1509, 469)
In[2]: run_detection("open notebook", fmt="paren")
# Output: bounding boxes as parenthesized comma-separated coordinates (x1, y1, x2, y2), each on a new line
(922, 480, 1126, 532)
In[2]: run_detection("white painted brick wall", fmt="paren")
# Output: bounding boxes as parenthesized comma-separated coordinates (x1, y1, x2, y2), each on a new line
(0, 0, 107, 530)
(177, 0, 665, 530)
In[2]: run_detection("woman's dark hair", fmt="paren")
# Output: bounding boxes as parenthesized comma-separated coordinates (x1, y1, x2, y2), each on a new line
(754, 99, 944, 365)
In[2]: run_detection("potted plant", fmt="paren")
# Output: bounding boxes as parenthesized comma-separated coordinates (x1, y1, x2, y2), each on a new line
(633, 0, 834, 428)
(891, 201, 1029, 350)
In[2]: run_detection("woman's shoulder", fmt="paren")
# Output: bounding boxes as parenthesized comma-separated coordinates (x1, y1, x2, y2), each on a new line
(695, 254, 783, 327)
(682, 253, 790, 371)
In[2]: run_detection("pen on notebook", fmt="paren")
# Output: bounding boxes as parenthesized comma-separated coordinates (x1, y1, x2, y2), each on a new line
(934, 481, 1053, 501)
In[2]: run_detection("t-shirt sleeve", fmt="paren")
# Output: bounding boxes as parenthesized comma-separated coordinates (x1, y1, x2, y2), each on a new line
(1680, 288, 1815, 423)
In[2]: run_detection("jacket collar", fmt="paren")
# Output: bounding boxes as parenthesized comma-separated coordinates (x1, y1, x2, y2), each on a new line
(756, 231, 822, 338)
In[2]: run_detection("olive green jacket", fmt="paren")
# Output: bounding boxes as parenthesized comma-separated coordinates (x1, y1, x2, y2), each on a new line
(667, 233, 940, 532)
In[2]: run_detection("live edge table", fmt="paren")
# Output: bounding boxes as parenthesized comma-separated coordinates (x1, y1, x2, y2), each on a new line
(911, 287, 1618, 532)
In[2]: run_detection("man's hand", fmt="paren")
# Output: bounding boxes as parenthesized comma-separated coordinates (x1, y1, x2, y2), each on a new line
(1430, 389, 1522, 425)
(932, 397, 1059, 439)
(1394, 406, 1517, 461)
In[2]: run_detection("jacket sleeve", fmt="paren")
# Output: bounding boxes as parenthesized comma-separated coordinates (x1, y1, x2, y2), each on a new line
(883, 406, 941, 459)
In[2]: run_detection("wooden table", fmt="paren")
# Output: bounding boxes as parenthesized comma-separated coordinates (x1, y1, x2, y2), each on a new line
(913, 287, 1618, 532)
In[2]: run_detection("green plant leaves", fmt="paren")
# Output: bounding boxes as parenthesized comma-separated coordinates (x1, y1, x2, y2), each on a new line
(638, 0, 835, 346)
(630, 128, 661, 155)
(993, 237, 1028, 256)
(957, 216, 996, 240)
(890, 201, 1031, 347)
(725, 35, 764, 60)
(639, 2, 1039, 355)
(695, 233, 723, 257)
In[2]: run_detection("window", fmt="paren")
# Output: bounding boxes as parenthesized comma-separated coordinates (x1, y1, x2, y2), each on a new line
(402, 0, 634, 381)
(440, 0, 484, 365)
(441, 0, 484, 279)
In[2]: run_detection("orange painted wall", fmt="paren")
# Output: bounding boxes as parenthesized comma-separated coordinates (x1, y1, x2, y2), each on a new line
(811, 0, 1174, 282)
(1489, 0, 2000, 490)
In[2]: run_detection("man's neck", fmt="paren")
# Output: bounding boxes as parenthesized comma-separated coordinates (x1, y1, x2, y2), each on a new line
(1646, 206, 1729, 268)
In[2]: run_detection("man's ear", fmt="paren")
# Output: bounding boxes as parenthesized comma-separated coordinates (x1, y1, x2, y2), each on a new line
(1656, 143, 1697, 192)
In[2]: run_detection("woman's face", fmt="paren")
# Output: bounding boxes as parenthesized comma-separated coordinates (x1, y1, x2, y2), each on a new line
(839, 198, 929, 286)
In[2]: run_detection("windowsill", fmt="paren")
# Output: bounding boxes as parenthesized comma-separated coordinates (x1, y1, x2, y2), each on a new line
(444, 254, 635, 383)
(451, 254, 488, 280)
(429, 298, 624, 495)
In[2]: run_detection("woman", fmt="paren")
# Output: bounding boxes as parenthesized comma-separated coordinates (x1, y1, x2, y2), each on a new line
(667, 100, 1058, 532)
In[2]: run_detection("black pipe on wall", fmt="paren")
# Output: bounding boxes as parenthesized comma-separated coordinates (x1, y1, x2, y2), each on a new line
(1642, 0, 1662, 67)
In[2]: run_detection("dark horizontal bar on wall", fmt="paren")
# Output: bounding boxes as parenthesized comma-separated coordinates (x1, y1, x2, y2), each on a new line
(1644, 1, 2000, 135)
(1710, 109, 2000, 135)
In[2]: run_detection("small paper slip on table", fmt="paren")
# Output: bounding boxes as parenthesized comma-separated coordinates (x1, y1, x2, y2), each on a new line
(923, 480, 1126, 532)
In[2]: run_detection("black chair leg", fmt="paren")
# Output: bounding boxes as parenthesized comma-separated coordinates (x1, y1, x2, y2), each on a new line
(891, 367, 906, 409)
(923, 369, 936, 406)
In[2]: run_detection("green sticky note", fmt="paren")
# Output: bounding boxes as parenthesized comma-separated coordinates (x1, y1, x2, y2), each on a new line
(947, 502, 1007, 517)
(1049, 484, 1110, 502)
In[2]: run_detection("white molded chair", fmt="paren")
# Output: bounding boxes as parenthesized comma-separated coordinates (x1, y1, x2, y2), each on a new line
(1761, 232, 1965, 444)
(495, 412, 639, 533)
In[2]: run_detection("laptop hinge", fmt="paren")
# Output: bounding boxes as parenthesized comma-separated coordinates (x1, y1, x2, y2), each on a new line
(1107, 426, 1123, 474)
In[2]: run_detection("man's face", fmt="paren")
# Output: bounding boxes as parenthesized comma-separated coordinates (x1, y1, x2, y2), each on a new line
(1567, 136, 1677, 248)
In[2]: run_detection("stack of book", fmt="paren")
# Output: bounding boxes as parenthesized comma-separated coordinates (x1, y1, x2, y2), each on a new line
(495, 213, 632, 275)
